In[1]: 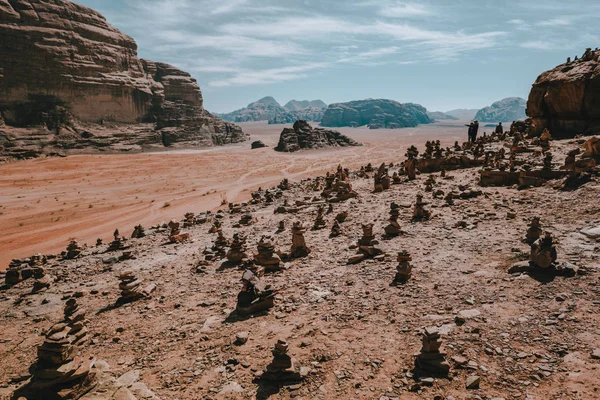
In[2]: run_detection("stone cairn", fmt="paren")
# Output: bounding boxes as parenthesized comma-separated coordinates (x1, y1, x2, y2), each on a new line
(209, 220, 222, 234)
(96, 238, 103, 246)
(373, 163, 391, 192)
(131, 224, 145, 239)
(212, 231, 229, 259)
(118, 270, 145, 302)
(391, 251, 412, 285)
(444, 192, 455, 206)
(530, 232, 558, 269)
(335, 211, 348, 223)
(405, 146, 419, 181)
(524, 217, 543, 245)
(312, 205, 327, 230)
(414, 326, 450, 376)
(168, 220, 189, 243)
(290, 222, 311, 259)
(107, 229, 130, 252)
(261, 340, 305, 382)
(254, 235, 282, 272)
(384, 203, 402, 237)
(65, 240, 83, 259)
(276, 220, 286, 233)
(424, 175, 435, 192)
(25, 298, 96, 397)
(5, 255, 47, 286)
(236, 269, 276, 316)
(239, 214, 254, 226)
(348, 223, 383, 264)
(183, 212, 196, 228)
(227, 233, 249, 264)
(542, 152, 553, 171)
(32, 267, 52, 294)
(330, 220, 342, 238)
(412, 194, 431, 221)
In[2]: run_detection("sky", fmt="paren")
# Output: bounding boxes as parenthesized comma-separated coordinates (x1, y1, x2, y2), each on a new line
(77, 0, 599, 113)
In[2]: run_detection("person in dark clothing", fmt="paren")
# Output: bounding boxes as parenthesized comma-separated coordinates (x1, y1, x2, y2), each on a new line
(465, 122, 474, 143)
(471, 120, 480, 142)
(495, 122, 503, 135)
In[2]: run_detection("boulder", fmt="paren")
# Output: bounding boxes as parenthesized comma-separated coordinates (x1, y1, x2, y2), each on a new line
(527, 48, 600, 138)
(251, 140, 267, 149)
(274, 120, 361, 152)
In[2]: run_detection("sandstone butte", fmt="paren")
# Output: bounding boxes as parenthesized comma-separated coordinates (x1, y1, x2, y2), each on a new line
(0, 0, 248, 160)
(527, 48, 600, 138)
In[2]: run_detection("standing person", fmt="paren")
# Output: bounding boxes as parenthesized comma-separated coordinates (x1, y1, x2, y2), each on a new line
(472, 120, 480, 142)
(465, 122, 474, 143)
(495, 122, 503, 135)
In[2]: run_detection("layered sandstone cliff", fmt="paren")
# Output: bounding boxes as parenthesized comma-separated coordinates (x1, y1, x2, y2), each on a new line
(527, 48, 600, 138)
(0, 0, 247, 159)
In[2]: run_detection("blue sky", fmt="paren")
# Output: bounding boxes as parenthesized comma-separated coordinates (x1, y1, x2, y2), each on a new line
(77, 0, 599, 113)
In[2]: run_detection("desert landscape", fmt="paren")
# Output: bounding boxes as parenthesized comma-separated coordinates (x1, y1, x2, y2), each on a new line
(0, 121, 465, 269)
(1, 1, 600, 400)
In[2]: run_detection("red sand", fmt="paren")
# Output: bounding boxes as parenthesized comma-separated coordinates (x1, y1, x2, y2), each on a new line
(0, 121, 467, 268)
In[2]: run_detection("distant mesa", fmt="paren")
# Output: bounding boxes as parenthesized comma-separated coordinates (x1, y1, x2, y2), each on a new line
(527, 48, 600, 138)
(474, 97, 527, 122)
(218, 97, 327, 124)
(444, 109, 479, 121)
(427, 111, 459, 121)
(321, 99, 433, 129)
(0, 0, 247, 160)
(274, 120, 361, 152)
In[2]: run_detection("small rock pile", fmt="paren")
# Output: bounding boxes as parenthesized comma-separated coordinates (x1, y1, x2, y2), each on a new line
(108, 229, 130, 252)
(168, 220, 189, 243)
(412, 194, 431, 221)
(254, 235, 281, 272)
(415, 326, 450, 376)
(384, 202, 402, 237)
(261, 340, 306, 382)
(65, 240, 83, 259)
(118, 270, 145, 302)
(131, 225, 146, 239)
(391, 251, 412, 285)
(348, 223, 384, 264)
(227, 233, 249, 264)
(290, 222, 311, 258)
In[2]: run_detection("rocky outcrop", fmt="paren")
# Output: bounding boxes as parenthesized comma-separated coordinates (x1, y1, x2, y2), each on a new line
(0, 0, 247, 159)
(474, 97, 527, 122)
(274, 120, 360, 152)
(321, 99, 432, 129)
(527, 48, 600, 138)
(219, 97, 326, 124)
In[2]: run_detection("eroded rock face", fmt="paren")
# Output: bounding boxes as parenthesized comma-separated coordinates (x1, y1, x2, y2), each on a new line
(274, 120, 361, 152)
(0, 0, 247, 156)
(321, 99, 432, 129)
(527, 48, 600, 138)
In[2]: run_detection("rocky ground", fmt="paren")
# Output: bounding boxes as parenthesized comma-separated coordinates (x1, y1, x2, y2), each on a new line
(1, 135, 599, 400)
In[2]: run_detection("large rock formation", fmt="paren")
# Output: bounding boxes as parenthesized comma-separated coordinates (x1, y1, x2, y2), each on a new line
(527, 48, 600, 138)
(321, 99, 432, 129)
(274, 120, 360, 152)
(219, 97, 326, 124)
(474, 97, 527, 122)
(0, 0, 247, 159)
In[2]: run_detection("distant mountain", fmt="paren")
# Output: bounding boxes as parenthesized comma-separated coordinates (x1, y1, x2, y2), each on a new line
(474, 97, 527, 122)
(218, 97, 327, 124)
(444, 109, 479, 120)
(427, 111, 459, 121)
(284, 100, 327, 111)
(218, 96, 287, 123)
(321, 99, 433, 129)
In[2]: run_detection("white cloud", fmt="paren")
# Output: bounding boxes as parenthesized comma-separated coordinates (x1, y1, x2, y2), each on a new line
(209, 62, 331, 87)
(536, 17, 572, 27)
(379, 2, 433, 18)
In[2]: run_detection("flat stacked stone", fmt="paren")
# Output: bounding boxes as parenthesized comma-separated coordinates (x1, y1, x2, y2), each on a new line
(330, 221, 342, 238)
(348, 223, 384, 264)
(32, 267, 52, 293)
(530, 232, 558, 269)
(254, 235, 281, 272)
(261, 340, 305, 382)
(384, 203, 402, 237)
(290, 222, 311, 259)
(168, 220, 189, 243)
(412, 194, 431, 221)
(5, 256, 47, 285)
(183, 213, 195, 228)
(524, 217, 542, 245)
(239, 214, 254, 226)
(107, 230, 130, 252)
(118, 271, 144, 301)
(227, 233, 249, 264)
(312, 206, 327, 230)
(415, 327, 450, 376)
(65, 240, 83, 259)
(131, 225, 146, 239)
(392, 251, 412, 285)
(26, 298, 96, 397)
